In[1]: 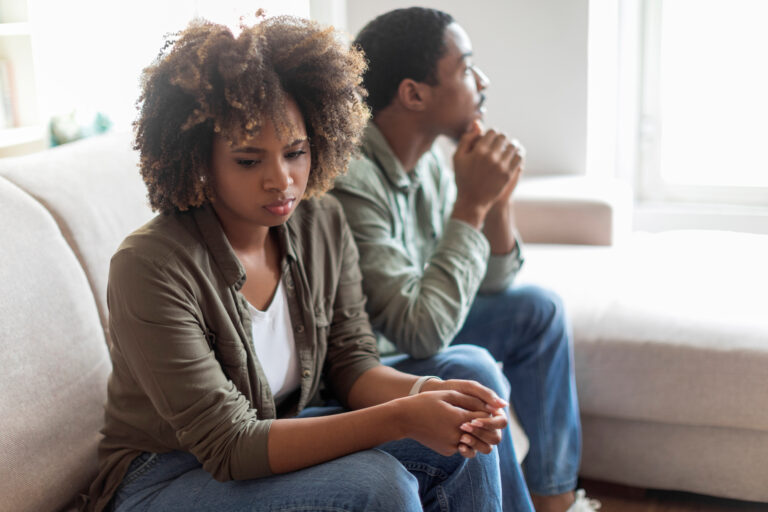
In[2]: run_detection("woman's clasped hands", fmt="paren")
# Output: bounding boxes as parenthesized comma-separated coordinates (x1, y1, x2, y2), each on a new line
(398, 378, 509, 458)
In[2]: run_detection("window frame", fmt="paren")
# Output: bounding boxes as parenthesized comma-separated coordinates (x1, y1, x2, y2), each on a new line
(637, 0, 768, 208)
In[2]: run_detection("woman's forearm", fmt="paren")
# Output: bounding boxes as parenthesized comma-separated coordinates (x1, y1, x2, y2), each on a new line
(346, 365, 420, 409)
(267, 400, 404, 474)
(268, 368, 509, 475)
(268, 366, 417, 474)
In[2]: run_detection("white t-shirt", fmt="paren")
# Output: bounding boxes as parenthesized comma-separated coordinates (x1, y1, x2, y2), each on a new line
(247, 280, 300, 401)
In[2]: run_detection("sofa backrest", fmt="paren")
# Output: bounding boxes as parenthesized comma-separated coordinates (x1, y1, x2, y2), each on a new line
(0, 133, 155, 511)
(0, 132, 155, 344)
(0, 176, 111, 512)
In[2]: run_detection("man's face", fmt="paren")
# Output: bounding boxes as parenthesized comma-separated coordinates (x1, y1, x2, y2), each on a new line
(425, 22, 490, 140)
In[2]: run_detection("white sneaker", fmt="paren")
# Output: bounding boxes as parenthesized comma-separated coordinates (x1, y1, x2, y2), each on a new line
(566, 489, 601, 511)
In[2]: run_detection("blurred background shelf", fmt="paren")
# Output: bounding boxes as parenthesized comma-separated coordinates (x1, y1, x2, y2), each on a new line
(0, 22, 31, 36)
(0, 0, 46, 158)
(0, 125, 45, 156)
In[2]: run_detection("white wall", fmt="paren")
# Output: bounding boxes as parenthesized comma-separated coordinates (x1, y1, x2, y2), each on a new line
(344, 0, 589, 176)
(310, 0, 347, 32)
(26, 0, 590, 177)
(28, 0, 310, 132)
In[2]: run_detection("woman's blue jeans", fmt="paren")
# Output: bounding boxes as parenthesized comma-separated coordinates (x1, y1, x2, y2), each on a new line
(111, 419, 503, 511)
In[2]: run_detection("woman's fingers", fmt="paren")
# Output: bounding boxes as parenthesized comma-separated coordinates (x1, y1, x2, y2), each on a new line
(468, 409, 508, 430)
(458, 442, 478, 458)
(405, 389, 508, 458)
(458, 409, 507, 451)
(438, 379, 508, 412)
(459, 433, 493, 455)
(438, 390, 490, 413)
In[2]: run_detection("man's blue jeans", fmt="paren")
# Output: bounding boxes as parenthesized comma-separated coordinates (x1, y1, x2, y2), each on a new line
(384, 345, 535, 512)
(110, 418, 503, 511)
(385, 284, 581, 507)
(453, 284, 582, 497)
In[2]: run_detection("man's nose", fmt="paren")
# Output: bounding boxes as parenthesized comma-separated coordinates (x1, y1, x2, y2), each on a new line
(473, 66, 490, 91)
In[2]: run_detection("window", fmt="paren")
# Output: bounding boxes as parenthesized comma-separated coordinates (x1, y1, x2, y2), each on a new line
(638, 0, 768, 206)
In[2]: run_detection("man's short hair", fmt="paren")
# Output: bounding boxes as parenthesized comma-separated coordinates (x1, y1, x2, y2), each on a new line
(354, 7, 454, 115)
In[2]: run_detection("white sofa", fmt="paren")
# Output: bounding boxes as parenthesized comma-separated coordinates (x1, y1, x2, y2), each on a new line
(0, 133, 154, 512)
(513, 179, 768, 503)
(0, 132, 766, 511)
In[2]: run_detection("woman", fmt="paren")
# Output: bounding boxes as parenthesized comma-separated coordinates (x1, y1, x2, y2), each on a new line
(83, 15, 512, 512)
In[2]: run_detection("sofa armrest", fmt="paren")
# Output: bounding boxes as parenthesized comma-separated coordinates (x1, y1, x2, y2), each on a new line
(512, 176, 632, 246)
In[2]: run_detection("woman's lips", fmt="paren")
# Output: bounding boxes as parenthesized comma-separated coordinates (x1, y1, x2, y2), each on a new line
(264, 199, 295, 216)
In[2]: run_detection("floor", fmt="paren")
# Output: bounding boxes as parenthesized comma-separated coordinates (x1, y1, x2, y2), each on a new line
(580, 479, 768, 511)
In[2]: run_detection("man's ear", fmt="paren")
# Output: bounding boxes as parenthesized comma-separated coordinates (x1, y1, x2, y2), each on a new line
(396, 78, 431, 112)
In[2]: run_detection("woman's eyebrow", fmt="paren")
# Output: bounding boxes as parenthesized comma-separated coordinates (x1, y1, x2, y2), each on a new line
(231, 138, 307, 153)
(231, 146, 265, 154)
(284, 138, 308, 149)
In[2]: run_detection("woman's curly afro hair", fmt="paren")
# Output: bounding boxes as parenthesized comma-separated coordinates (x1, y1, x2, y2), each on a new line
(134, 14, 370, 213)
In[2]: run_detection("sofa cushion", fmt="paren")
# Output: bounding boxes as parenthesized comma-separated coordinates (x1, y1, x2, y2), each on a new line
(0, 176, 111, 511)
(580, 415, 768, 502)
(0, 132, 155, 342)
(518, 230, 768, 432)
(513, 176, 632, 246)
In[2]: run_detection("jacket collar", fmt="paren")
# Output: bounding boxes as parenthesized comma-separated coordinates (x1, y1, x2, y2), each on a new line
(192, 203, 298, 290)
(360, 122, 413, 191)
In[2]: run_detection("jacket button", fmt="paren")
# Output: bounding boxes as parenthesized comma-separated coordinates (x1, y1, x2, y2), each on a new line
(296, 325, 304, 333)
(302, 369, 311, 378)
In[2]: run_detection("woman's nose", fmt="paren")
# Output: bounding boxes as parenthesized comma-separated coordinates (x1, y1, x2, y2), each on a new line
(265, 160, 294, 191)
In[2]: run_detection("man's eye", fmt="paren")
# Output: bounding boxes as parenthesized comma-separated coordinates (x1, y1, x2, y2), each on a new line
(285, 150, 307, 159)
(237, 159, 259, 168)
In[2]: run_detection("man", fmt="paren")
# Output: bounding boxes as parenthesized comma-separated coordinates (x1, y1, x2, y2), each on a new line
(332, 7, 599, 512)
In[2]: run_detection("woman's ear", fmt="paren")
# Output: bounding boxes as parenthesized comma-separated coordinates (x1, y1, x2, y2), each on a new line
(396, 78, 430, 112)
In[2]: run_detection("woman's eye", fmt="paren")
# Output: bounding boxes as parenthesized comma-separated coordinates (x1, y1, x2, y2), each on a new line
(285, 149, 307, 159)
(236, 159, 259, 168)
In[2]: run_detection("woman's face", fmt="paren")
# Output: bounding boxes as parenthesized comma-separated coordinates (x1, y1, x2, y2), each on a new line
(210, 96, 311, 230)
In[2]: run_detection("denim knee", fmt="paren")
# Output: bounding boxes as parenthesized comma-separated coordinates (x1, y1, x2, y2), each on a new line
(351, 450, 421, 511)
(513, 285, 562, 318)
(440, 345, 508, 396)
(506, 285, 567, 338)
